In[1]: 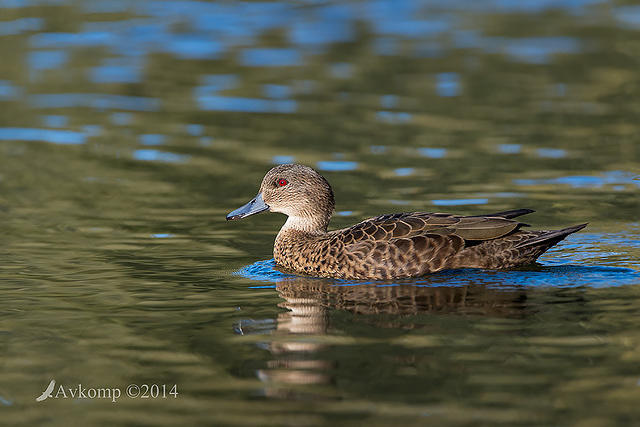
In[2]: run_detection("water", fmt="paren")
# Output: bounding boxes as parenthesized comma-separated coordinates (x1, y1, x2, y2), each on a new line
(1, 0, 639, 425)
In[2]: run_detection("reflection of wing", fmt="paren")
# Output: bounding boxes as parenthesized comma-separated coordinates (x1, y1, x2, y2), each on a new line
(36, 379, 55, 402)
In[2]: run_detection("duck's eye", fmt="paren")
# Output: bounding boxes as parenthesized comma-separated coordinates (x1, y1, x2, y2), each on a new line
(276, 178, 288, 187)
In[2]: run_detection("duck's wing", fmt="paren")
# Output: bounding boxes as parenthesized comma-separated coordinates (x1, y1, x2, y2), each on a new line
(328, 211, 535, 278)
(334, 210, 532, 245)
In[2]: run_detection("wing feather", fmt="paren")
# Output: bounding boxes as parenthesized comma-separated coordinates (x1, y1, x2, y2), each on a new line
(340, 211, 524, 243)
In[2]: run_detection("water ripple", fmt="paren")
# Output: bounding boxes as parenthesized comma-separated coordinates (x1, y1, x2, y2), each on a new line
(133, 149, 189, 163)
(236, 259, 640, 289)
(29, 93, 160, 111)
(0, 127, 85, 144)
(514, 171, 640, 189)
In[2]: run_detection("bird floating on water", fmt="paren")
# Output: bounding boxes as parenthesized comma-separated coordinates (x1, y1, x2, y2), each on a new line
(226, 164, 587, 280)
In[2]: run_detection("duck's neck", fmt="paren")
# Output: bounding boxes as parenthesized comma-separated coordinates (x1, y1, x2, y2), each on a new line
(279, 215, 329, 235)
(274, 215, 330, 268)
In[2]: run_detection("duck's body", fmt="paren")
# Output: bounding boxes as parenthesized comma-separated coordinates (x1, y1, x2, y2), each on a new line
(227, 164, 586, 280)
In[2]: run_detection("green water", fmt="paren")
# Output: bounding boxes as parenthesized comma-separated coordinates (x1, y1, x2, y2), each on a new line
(1, 1, 639, 425)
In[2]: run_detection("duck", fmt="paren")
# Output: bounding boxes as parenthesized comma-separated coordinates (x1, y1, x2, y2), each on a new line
(226, 164, 587, 280)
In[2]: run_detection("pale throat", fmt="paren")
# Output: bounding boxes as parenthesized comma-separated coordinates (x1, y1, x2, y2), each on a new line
(279, 215, 328, 234)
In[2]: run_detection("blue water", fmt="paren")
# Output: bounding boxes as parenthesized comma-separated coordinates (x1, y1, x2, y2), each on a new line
(0, 127, 86, 144)
(236, 255, 640, 290)
(514, 171, 640, 189)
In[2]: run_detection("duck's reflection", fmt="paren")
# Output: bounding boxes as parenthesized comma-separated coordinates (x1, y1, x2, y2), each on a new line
(275, 276, 529, 319)
(241, 274, 531, 396)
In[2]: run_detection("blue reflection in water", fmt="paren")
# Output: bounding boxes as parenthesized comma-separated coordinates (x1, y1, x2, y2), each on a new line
(241, 48, 301, 67)
(82, 125, 102, 136)
(42, 115, 68, 128)
(436, 72, 460, 97)
(432, 198, 489, 206)
(0, 127, 85, 144)
(0, 17, 43, 36)
(365, 1, 450, 38)
(236, 257, 640, 289)
(82, 0, 132, 13)
(164, 35, 222, 59)
(614, 5, 640, 28)
(272, 155, 294, 164)
(5, 0, 604, 74)
(514, 171, 640, 188)
(150, 233, 174, 238)
(191, 2, 291, 35)
(140, 135, 167, 149)
(499, 144, 522, 154)
(235, 259, 297, 282)
(27, 50, 67, 70)
(537, 148, 567, 158)
(262, 84, 290, 99)
(133, 149, 189, 163)
(479, 0, 605, 13)
(30, 31, 116, 48)
(30, 93, 160, 111)
(139, 134, 165, 146)
(197, 96, 297, 114)
(316, 161, 358, 171)
(290, 4, 354, 46)
(394, 167, 414, 176)
(0, 80, 21, 100)
(418, 147, 447, 158)
(380, 94, 397, 108)
(90, 60, 141, 83)
(185, 124, 203, 136)
(0, 0, 67, 8)
(111, 112, 133, 125)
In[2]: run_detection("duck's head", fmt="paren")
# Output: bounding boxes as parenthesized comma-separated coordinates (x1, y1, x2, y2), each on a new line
(226, 164, 335, 232)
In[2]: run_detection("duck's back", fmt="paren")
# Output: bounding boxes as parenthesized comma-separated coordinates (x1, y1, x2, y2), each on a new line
(274, 209, 586, 280)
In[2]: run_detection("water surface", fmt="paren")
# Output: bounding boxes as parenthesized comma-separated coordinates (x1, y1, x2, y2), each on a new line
(0, 0, 639, 425)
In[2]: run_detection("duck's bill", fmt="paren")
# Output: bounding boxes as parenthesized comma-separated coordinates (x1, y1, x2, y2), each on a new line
(226, 193, 269, 220)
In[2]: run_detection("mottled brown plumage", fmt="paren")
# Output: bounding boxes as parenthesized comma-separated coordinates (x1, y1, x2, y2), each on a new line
(227, 164, 587, 280)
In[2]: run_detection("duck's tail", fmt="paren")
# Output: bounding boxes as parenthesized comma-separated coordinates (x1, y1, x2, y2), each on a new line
(515, 223, 588, 249)
(449, 222, 587, 270)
